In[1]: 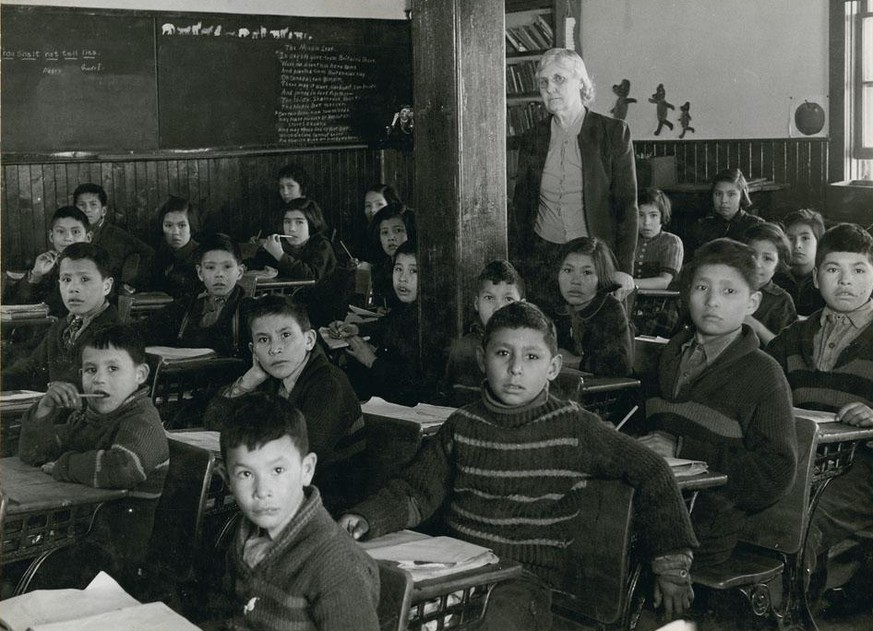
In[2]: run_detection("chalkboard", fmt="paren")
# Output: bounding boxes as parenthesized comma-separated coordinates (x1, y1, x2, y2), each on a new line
(0, 6, 412, 153)
(1, 6, 159, 153)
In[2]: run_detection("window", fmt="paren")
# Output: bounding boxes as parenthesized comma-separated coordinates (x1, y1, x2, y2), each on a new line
(847, 0, 873, 177)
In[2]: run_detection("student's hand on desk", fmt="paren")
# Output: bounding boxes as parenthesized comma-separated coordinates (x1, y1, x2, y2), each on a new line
(837, 402, 873, 427)
(263, 234, 285, 261)
(612, 271, 636, 302)
(328, 321, 358, 338)
(345, 336, 377, 368)
(338, 513, 370, 540)
(40, 461, 56, 475)
(30, 250, 60, 282)
(36, 382, 82, 418)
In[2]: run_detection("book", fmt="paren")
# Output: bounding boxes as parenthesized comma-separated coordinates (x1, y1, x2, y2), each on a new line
(793, 407, 837, 424)
(665, 456, 709, 478)
(0, 303, 50, 321)
(362, 532, 498, 581)
(362, 396, 455, 431)
(145, 346, 217, 362)
(0, 571, 199, 631)
(318, 327, 369, 350)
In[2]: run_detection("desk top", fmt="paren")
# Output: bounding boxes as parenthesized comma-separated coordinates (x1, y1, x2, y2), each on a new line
(814, 421, 873, 445)
(0, 457, 128, 514)
(675, 470, 728, 492)
(256, 277, 316, 289)
(581, 376, 641, 394)
(167, 430, 221, 455)
(362, 397, 456, 435)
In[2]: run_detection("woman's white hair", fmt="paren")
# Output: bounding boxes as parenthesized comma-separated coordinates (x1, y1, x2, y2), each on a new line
(536, 48, 595, 106)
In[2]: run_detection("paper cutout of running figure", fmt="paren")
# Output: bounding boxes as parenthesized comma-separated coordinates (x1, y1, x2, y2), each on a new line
(679, 101, 695, 139)
(609, 79, 637, 121)
(648, 84, 674, 136)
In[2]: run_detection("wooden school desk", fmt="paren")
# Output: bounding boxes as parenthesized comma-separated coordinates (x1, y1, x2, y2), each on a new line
(0, 391, 43, 458)
(239, 276, 315, 298)
(117, 291, 174, 323)
(0, 456, 128, 593)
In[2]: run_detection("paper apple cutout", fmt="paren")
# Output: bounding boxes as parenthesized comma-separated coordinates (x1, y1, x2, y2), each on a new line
(794, 100, 825, 136)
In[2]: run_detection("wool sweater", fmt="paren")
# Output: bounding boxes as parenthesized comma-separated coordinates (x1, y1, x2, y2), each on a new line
(1, 305, 119, 390)
(353, 388, 697, 589)
(774, 270, 826, 318)
(247, 234, 336, 282)
(766, 311, 873, 411)
(647, 326, 797, 512)
(689, 210, 763, 255)
(18, 387, 169, 564)
(633, 230, 684, 280)
(90, 222, 154, 284)
(143, 240, 201, 299)
(141, 285, 247, 357)
(222, 486, 379, 631)
(752, 281, 797, 342)
(3, 262, 66, 317)
(554, 291, 633, 377)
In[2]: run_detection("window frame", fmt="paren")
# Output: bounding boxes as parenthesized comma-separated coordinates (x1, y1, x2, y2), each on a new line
(853, 2, 873, 159)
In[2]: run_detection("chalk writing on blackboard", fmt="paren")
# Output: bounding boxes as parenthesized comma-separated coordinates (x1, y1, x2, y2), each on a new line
(2, 47, 105, 75)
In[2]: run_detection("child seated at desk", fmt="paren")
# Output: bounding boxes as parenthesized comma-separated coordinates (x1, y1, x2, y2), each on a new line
(140, 195, 201, 299)
(3, 206, 92, 318)
(246, 198, 336, 282)
(687, 168, 763, 256)
(741, 222, 797, 346)
(141, 233, 247, 357)
(1, 243, 119, 391)
(640, 238, 797, 569)
(776, 208, 828, 317)
(340, 301, 698, 629)
(367, 203, 416, 310)
(553, 237, 634, 377)
(73, 183, 154, 286)
(442, 259, 524, 405)
(767, 223, 873, 603)
(205, 296, 367, 513)
(208, 392, 379, 631)
(17, 324, 169, 577)
(328, 240, 430, 405)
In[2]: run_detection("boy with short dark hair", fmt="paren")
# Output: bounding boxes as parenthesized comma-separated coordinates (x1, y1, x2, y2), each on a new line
(73, 183, 154, 285)
(205, 295, 366, 513)
(214, 392, 379, 631)
(3, 206, 92, 317)
(767, 223, 873, 597)
(642, 238, 797, 568)
(18, 324, 169, 574)
(778, 208, 827, 316)
(442, 259, 524, 405)
(1, 243, 119, 390)
(141, 233, 247, 357)
(341, 301, 698, 628)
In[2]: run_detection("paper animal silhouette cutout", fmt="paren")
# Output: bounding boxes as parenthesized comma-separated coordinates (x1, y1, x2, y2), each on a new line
(679, 101, 695, 138)
(610, 79, 637, 121)
(648, 84, 675, 136)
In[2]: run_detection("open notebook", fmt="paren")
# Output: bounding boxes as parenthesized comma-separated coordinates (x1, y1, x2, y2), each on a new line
(793, 407, 837, 424)
(0, 572, 198, 631)
(361, 531, 498, 581)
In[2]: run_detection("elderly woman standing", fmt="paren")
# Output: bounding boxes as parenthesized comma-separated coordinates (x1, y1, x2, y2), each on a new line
(511, 48, 638, 310)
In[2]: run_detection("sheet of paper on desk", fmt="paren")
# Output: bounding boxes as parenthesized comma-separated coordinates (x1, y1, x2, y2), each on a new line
(665, 457, 708, 477)
(364, 535, 498, 581)
(362, 397, 456, 428)
(793, 408, 837, 424)
(0, 572, 197, 631)
(0, 390, 44, 403)
(145, 346, 217, 361)
(318, 327, 370, 350)
(167, 430, 221, 454)
(348, 305, 383, 318)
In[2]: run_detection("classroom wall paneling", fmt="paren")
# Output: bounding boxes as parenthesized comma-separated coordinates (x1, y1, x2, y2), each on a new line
(1, 148, 388, 270)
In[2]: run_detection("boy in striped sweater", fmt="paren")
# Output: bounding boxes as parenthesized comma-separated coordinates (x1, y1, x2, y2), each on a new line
(767, 223, 873, 602)
(18, 324, 169, 577)
(340, 301, 697, 629)
(641, 238, 797, 568)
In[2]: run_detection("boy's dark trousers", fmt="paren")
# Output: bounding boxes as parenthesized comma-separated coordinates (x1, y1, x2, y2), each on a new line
(690, 490, 749, 569)
(477, 570, 553, 631)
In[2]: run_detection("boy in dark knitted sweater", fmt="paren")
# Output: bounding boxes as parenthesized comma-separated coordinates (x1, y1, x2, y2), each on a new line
(340, 302, 698, 629)
(210, 393, 379, 631)
(205, 296, 367, 514)
(641, 238, 797, 568)
(767, 223, 873, 591)
(2, 243, 119, 391)
(442, 260, 524, 406)
(142, 233, 247, 357)
(18, 324, 169, 576)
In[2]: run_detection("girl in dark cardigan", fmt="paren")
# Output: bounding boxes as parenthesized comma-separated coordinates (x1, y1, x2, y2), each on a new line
(553, 237, 633, 377)
(742, 222, 798, 347)
(143, 195, 201, 298)
(247, 197, 336, 282)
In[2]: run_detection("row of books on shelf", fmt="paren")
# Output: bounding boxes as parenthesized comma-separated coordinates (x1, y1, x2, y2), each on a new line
(507, 101, 549, 137)
(506, 60, 539, 96)
(505, 16, 553, 53)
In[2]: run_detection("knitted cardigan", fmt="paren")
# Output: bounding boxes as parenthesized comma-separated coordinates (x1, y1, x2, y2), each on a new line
(247, 234, 336, 282)
(141, 285, 247, 357)
(18, 387, 169, 563)
(773, 270, 826, 318)
(766, 310, 873, 411)
(1, 305, 119, 390)
(633, 230, 684, 280)
(647, 326, 798, 512)
(752, 280, 797, 342)
(689, 210, 763, 254)
(222, 486, 380, 631)
(353, 388, 697, 588)
(90, 221, 154, 284)
(144, 240, 201, 299)
(554, 291, 633, 377)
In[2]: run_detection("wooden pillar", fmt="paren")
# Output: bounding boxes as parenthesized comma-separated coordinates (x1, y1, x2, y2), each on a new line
(411, 0, 507, 384)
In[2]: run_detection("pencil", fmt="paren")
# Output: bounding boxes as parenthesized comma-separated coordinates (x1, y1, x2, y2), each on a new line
(338, 239, 354, 260)
(79, 393, 109, 399)
(614, 405, 639, 432)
